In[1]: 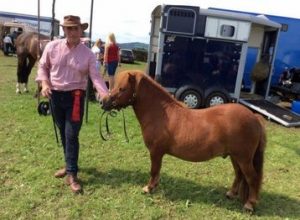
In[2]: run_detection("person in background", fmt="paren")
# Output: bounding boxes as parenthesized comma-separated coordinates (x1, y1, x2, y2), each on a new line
(10, 31, 18, 53)
(104, 33, 120, 89)
(91, 38, 104, 74)
(36, 15, 109, 193)
(80, 37, 90, 47)
(99, 41, 104, 64)
(91, 38, 105, 99)
(3, 34, 13, 56)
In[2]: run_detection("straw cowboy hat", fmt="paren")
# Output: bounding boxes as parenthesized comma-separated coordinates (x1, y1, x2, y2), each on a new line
(60, 15, 88, 31)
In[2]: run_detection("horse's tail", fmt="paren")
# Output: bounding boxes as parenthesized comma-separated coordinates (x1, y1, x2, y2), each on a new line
(239, 114, 267, 203)
(253, 114, 267, 195)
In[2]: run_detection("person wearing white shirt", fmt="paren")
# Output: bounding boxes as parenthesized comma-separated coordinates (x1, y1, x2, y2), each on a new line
(3, 34, 13, 55)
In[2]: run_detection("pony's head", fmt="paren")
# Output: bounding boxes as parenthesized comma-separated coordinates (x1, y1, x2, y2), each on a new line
(102, 70, 143, 111)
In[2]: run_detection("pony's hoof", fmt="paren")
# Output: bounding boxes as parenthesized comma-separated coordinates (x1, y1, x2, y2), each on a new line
(23, 89, 29, 93)
(16, 90, 21, 94)
(243, 202, 254, 213)
(226, 190, 238, 199)
(142, 186, 151, 193)
(142, 185, 154, 194)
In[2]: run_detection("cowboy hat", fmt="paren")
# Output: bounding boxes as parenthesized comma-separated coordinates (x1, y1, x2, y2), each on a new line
(60, 15, 88, 31)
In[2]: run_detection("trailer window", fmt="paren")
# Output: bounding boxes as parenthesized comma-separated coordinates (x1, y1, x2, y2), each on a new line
(163, 7, 198, 35)
(220, 25, 235, 37)
(161, 35, 242, 93)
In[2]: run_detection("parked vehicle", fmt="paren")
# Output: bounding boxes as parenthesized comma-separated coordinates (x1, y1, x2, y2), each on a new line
(120, 49, 134, 63)
(0, 11, 60, 37)
(147, 5, 280, 109)
(146, 4, 300, 127)
(1, 11, 60, 52)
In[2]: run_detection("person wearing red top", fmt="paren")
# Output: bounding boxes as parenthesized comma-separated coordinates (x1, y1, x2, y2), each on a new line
(36, 15, 109, 194)
(104, 33, 120, 89)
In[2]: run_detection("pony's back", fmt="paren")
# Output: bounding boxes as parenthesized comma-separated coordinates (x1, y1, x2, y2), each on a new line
(16, 32, 49, 59)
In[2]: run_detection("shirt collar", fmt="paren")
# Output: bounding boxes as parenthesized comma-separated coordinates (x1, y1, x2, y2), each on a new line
(63, 38, 81, 49)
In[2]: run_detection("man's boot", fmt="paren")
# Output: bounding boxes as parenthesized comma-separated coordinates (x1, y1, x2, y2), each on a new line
(54, 167, 67, 178)
(65, 174, 82, 193)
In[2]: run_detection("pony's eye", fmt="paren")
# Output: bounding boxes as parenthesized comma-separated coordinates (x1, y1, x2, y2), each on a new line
(119, 88, 126, 92)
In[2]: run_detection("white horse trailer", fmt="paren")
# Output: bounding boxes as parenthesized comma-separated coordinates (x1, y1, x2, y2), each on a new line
(147, 5, 300, 126)
(147, 5, 281, 108)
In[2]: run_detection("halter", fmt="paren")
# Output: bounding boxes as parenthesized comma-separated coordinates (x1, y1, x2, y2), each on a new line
(110, 78, 137, 108)
(127, 92, 137, 106)
(110, 93, 137, 108)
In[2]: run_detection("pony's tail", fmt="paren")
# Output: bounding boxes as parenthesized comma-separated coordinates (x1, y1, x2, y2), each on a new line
(252, 115, 266, 197)
(239, 114, 267, 203)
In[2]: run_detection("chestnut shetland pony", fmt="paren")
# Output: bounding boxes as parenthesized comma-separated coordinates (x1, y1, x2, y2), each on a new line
(102, 70, 267, 212)
(15, 32, 50, 94)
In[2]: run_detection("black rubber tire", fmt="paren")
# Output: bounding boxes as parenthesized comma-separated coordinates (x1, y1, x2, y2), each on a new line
(179, 90, 203, 109)
(205, 91, 229, 107)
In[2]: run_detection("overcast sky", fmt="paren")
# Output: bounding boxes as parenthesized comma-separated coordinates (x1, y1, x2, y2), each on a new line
(1, 0, 299, 43)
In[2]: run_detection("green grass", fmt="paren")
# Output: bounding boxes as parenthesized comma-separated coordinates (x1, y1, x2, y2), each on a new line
(0, 53, 299, 219)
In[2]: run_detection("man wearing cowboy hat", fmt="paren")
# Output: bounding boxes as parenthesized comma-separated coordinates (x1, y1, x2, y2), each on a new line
(36, 15, 109, 193)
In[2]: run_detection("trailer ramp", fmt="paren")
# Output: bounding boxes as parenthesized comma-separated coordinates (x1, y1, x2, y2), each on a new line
(240, 99, 300, 127)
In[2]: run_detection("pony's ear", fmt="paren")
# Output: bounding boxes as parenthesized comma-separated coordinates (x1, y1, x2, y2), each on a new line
(128, 72, 136, 84)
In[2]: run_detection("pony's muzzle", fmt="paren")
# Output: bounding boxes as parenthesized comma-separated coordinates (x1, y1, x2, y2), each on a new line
(102, 95, 118, 111)
(101, 96, 113, 111)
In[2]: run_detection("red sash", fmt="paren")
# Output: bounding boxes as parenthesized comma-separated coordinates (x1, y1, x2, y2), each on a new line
(72, 90, 83, 122)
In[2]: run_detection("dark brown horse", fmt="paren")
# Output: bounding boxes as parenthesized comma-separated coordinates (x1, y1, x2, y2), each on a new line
(102, 70, 267, 212)
(15, 32, 50, 93)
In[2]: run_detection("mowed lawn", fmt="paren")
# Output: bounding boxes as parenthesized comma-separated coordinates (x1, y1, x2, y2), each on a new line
(0, 53, 299, 220)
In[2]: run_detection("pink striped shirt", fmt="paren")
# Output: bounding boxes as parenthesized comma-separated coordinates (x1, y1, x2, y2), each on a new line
(36, 39, 108, 98)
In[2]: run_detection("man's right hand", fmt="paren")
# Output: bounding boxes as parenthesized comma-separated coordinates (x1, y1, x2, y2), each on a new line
(41, 81, 52, 98)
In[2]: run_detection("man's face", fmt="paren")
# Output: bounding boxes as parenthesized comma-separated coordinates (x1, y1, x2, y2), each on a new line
(63, 26, 82, 45)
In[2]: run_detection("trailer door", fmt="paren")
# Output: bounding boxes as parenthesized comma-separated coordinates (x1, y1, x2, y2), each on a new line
(243, 47, 259, 91)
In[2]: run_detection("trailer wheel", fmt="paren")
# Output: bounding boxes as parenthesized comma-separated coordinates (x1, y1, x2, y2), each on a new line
(179, 90, 203, 109)
(205, 91, 229, 107)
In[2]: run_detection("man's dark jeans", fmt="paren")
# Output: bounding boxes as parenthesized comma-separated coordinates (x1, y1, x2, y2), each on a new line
(51, 90, 85, 175)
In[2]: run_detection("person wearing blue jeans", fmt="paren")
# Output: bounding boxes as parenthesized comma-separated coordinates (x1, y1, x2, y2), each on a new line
(51, 90, 85, 175)
(104, 33, 120, 89)
(36, 15, 109, 193)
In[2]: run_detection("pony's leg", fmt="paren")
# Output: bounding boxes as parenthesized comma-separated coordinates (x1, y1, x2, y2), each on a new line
(16, 54, 27, 94)
(226, 157, 243, 199)
(238, 162, 259, 212)
(23, 83, 29, 93)
(23, 56, 36, 93)
(16, 83, 21, 94)
(143, 151, 163, 193)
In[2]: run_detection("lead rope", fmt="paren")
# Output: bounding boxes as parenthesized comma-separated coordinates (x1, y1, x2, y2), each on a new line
(122, 110, 129, 142)
(99, 110, 129, 142)
(49, 99, 60, 147)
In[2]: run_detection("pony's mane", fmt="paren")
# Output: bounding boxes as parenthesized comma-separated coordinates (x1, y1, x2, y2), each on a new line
(136, 71, 186, 107)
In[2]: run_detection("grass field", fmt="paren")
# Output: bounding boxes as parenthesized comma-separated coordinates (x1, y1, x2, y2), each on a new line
(0, 53, 299, 219)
